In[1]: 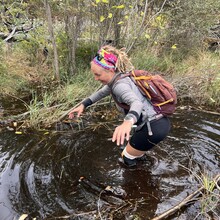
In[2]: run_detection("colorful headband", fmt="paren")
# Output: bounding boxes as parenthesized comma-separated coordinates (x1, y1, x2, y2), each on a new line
(92, 48, 118, 70)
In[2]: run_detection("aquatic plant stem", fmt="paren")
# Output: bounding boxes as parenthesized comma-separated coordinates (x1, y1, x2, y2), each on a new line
(151, 174, 220, 220)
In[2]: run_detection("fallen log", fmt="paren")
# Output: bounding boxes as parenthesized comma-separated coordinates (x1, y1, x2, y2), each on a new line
(151, 174, 220, 220)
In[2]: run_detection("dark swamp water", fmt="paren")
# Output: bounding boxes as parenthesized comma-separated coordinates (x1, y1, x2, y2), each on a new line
(0, 100, 219, 220)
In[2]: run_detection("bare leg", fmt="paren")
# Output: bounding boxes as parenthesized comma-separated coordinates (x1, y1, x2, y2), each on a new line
(125, 142, 145, 157)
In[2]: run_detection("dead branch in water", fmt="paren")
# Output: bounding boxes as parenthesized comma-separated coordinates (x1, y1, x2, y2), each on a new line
(57, 100, 112, 122)
(191, 106, 220, 116)
(58, 85, 103, 122)
(151, 174, 220, 220)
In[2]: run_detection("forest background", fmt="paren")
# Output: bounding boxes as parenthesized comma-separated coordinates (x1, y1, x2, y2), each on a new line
(0, 0, 220, 128)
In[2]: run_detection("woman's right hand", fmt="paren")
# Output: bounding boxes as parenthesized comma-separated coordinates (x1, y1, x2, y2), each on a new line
(68, 104, 85, 119)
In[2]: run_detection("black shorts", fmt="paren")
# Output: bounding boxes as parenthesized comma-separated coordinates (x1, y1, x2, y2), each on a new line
(129, 117, 171, 151)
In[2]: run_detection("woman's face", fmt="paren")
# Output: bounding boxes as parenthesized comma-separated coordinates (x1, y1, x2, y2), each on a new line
(90, 62, 115, 85)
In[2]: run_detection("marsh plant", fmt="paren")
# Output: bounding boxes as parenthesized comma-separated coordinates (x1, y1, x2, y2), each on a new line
(198, 173, 220, 219)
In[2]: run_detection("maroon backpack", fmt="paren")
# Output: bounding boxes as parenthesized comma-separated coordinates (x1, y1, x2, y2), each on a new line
(113, 70, 177, 116)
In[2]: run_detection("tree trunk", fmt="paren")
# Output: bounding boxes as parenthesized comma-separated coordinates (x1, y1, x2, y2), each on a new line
(65, 15, 78, 76)
(64, 0, 81, 76)
(44, 0, 60, 82)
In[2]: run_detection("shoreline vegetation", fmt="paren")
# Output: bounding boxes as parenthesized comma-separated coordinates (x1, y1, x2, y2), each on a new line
(0, 0, 219, 129)
(0, 45, 219, 129)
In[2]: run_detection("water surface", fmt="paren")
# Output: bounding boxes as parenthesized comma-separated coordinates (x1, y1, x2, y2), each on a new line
(0, 106, 219, 220)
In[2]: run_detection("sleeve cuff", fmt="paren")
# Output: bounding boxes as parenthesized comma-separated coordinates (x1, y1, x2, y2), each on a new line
(81, 98, 93, 108)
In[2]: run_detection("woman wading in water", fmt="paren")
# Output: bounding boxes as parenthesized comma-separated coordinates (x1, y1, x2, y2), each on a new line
(68, 45, 171, 167)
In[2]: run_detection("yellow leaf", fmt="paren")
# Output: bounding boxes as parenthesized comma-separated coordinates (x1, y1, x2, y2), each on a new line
(108, 13, 113, 18)
(96, 0, 100, 3)
(115, 5, 125, 9)
(91, 2, 97, 6)
(15, 131, 22, 135)
(140, 11, 144, 16)
(44, 132, 49, 135)
(18, 214, 28, 220)
(210, 97, 216, 103)
(129, 5, 133, 8)
(171, 44, 177, 49)
(102, 0, 109, 3)
(154, 41, 158, 45)
(100, 16, 105, 22)
(117, 21, 124, 25)
(156, 15, 162, 21)
(145, 34, 150, 39)
(124, 15, 129, 19)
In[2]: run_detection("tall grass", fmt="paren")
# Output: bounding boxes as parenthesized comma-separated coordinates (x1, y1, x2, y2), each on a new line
(131, 49, 220, 107)
(173, 50, 220, 106)
(0, 48, 42, 96)
(1, 42, 219, 128)
(24, 67, 100, 128)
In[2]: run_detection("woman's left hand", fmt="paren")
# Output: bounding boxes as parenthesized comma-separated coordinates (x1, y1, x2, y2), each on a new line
(112, 121, 133, 146)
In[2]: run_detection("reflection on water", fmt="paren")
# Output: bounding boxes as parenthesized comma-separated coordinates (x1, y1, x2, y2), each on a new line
(0, 109, 219, 219)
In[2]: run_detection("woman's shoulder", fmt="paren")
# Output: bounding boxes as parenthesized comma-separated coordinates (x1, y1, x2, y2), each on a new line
(110, 75, 135, 96)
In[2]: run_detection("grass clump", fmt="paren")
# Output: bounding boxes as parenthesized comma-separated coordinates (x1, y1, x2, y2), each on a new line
(24, 68, 100, 128)
(0, 48, 44, 96)
(195, 172, 220, 220)
(131, 48, 220, 108)
(172, 50, 220, 107)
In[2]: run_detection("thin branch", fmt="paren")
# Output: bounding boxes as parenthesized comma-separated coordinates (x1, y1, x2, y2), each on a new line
(151, 174, 220, 220)
(4, 26, 17, 42)
(127, 0, 168, 52)
(126, 0, 149, 52)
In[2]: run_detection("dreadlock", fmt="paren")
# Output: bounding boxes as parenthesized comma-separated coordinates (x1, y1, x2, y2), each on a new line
(101, 45, 134, 73)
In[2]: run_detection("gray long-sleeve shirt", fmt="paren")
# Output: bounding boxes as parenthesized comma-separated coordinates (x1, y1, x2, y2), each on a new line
(83, 74, 157, 124)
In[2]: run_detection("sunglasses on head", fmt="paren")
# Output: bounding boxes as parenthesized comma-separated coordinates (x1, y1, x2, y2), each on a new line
(95, 53, 116, 66)
(96, 53, 104, 61)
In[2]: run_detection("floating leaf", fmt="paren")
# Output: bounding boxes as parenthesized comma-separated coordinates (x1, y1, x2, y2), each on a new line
(124, 15, 129, 19)
(145, 34, 151, 39)
(79, 176, 84, 182)
(13, 122, 18, 127)
(6, 126, 14, 131)
(100, 15, 105, 22)
(105, 185, 112, 191)
(15, 131, 22, 134)
(108, 13, 113, 18)
(171, 44, 177, 49)
(117, 21, 124, 25)
(102, 0, 109, 3)
(96, 0, 100, 3)
(18, 214, 28, 220)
